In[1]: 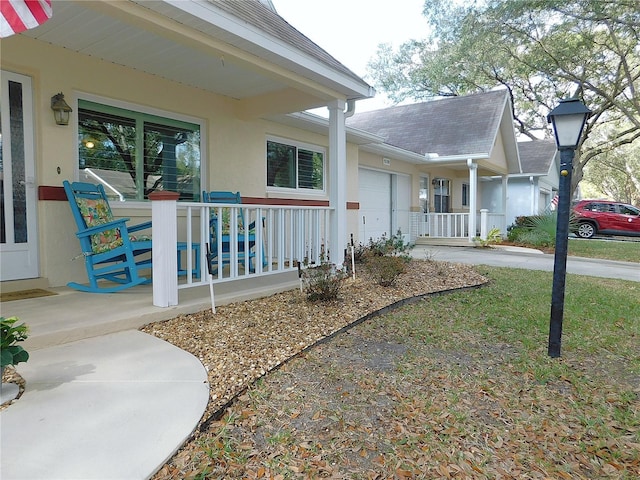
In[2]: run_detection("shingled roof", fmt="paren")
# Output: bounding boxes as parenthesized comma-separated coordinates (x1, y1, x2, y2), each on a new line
(517, 139, 558, 175)
(346, 90, 511, 157)
(211, 0, 366, 87)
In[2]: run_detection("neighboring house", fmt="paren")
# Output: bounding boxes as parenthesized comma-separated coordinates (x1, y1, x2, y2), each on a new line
(1, 0, 376, 294)
(346, 90, 522, 244)
(482, 139, 560, 228)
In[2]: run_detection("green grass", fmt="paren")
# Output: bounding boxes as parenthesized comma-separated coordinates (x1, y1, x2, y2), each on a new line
(386, 267, 640, 370)
(568, 238, 639, 263)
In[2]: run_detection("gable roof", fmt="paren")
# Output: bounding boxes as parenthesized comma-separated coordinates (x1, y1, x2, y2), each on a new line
(517, 139, 558, 176)
(347, 89, 511, 156)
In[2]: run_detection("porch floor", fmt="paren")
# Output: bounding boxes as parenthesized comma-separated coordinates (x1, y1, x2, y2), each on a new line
(5, 271, 299, 351)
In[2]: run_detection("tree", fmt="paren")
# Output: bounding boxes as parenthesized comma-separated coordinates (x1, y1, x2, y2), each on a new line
(582, 124, 640, 205)
(367, 0, 640, 198)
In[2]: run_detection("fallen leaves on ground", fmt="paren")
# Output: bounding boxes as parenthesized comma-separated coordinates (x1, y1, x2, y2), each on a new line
(145, 260, 640, 479)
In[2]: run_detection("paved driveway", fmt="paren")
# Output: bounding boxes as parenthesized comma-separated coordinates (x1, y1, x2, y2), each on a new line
(411, 245, 639, 282)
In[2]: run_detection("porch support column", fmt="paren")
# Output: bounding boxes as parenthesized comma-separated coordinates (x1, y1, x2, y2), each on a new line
(503, 175, 509, 234)
(328, 99, 347, 265)
(150, 191, 179, 307)
(467, 159, 478, 243)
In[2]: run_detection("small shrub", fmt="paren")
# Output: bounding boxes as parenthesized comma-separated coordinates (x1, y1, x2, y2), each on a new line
(301, 262, 347, 301)
(516, 230, 554, 247)
(1, 316, 29, 369)
(474, 227, 502, 248)
(356, 230, 413, 262)
(365, 254, 409, 286)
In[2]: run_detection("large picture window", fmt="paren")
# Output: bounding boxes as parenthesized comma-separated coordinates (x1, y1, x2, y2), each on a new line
(267, 139, 324, 191)
(78, 100, 201, 201)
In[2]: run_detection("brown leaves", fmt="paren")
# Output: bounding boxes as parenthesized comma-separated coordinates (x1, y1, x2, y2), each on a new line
(146, 260, 640, 479)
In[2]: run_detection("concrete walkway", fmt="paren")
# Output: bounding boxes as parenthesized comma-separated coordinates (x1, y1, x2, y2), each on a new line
(412, 245, 640, 282)
(0, 331, 209, 480)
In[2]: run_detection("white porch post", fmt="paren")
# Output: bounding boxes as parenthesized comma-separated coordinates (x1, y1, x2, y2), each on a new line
(467, 159, 478, 242)
(150, 192, 179, 307)
(529, 175, 536, 215)
(503, 175, 509, 234)
(480, 209, 489, 240)
(328, 99, 347, 266)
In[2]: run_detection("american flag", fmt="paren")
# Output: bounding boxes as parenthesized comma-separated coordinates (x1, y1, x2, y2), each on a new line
(1, 0, 52, 38)
(551, 194, 559, 209)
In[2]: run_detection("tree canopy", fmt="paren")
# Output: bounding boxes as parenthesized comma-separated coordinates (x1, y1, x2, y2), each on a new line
(368, 0, 640, 202)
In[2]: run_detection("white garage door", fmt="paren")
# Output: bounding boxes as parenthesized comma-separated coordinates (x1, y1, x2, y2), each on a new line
(359, 168, 391, 243)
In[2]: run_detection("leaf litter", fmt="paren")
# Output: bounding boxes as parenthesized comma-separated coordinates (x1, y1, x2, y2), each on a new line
(144, 260, 640, 479)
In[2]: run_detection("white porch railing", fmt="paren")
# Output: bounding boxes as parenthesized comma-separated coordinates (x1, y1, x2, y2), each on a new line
(151, 196, 332, 307)
(415, 212, 470, 238)
(479, 212, 506, 236)
(412, 210, 506, 241)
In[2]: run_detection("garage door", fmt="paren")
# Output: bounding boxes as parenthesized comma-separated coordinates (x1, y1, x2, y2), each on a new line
(359, 168, 391, 243)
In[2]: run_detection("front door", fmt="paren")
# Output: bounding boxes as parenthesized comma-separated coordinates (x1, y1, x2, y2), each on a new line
(1, 71, 39, 281)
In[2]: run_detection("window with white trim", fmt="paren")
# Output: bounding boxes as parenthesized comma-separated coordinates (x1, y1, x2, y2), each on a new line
(462, 183, 469, 207)
(266, 138, 324, 191)
(78, 99, 201, 201)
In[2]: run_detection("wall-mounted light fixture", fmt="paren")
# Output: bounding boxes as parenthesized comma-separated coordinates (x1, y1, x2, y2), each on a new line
(50, 92, 72, 125)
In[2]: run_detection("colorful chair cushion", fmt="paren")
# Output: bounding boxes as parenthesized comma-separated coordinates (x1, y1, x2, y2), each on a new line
(76, 197, 123, 253)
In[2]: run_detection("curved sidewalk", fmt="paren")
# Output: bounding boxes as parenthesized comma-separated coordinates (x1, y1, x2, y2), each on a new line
(412, 245, 640, 282)
(0, 330, 209, 480)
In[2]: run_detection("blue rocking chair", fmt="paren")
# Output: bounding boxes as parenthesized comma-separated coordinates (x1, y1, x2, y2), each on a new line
(202, 191, 266, 273)
(63, 180, 152, 293)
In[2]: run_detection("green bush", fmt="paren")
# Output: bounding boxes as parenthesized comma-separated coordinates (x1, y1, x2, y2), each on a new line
(1, 316, 29, 369)
(301, 262, 347, 302)
(355, 231, 413, 263)
(474, 227, 503, 247)
(507, 212, 579, 248)
(365, 254, 409, 286)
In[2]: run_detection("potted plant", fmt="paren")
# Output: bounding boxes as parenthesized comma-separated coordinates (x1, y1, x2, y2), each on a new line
(1, 316, 29, 376)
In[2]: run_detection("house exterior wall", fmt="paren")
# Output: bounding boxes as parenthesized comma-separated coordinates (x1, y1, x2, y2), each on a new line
(479, 133, 508, 175)
(0, 36, 353, 287)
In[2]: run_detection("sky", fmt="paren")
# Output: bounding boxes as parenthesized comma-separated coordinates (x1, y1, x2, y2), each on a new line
(272, 0, 431, 112)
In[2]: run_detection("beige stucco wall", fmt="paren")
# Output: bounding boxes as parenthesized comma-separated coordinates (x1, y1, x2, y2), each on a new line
(480, 133, 508, 175)
(1, 36, 356, 287)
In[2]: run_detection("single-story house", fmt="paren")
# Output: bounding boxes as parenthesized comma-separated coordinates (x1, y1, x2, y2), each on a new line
(1, 0, 556, 307)
(345, 89, 524, 243)
(1, 0, 377, 300)
(490, 139, 560, 227)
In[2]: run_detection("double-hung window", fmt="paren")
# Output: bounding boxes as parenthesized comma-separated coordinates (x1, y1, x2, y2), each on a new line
(78, 99, 201, 201)
(266, 138, 324, 192)
(462, 183, 469, 207)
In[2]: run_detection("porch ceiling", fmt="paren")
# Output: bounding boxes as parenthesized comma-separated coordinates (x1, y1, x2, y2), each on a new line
(22, 0, 373, 115)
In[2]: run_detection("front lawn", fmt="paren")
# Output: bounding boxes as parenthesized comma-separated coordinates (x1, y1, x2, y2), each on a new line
(154, 266, 640, 479)
(568, 238, 639, 263)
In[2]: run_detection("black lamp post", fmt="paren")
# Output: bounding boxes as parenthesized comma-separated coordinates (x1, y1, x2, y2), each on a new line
(547, 98, 591, 358)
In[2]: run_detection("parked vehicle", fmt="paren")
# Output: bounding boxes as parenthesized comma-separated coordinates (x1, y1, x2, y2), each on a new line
(572, 200, 640, 238)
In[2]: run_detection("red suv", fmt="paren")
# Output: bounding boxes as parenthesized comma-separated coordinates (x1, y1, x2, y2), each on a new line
(572, 200, 640, 239)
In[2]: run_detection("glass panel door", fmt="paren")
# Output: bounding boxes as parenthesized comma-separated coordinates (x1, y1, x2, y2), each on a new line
(0, 71, 38, 281)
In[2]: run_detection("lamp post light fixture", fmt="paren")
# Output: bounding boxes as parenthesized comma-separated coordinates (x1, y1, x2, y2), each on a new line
(547, 97, 592, 358)
(50, 92, 72, 126)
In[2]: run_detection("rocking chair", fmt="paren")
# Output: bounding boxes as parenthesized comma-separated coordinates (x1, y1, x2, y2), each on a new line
(63, 180, 152, 293)
(202, 191, 266, 273)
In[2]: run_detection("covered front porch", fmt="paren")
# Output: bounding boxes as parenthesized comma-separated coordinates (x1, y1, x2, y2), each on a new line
(10, 269, 300, 352)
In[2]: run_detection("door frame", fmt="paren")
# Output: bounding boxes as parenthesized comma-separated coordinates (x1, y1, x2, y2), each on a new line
(1, 70, 39, 281)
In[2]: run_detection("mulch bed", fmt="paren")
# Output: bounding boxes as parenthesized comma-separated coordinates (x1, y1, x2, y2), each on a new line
(142, 259, 489, 478)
